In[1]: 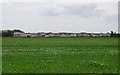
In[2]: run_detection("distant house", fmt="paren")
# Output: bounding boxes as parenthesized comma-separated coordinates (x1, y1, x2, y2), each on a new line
(37, 33, 41, 37)
(91, 33, 111, 37)
(99, 33, 111, 37)
(41, 33, 46, 37)
(45, 33, 53, 38)
(37, 32, 46, 38)
(14, 32, 26, 37)
(60, 33, 66, 37)
(91, 33, 100, 37)
(65, 33, 71, 37)
(70, 33, 77, 37)
(31, 33, 37, 37)
(79, 32, 90, 37)
(59, 33, 71, 37)
(53, 33, 60, 37)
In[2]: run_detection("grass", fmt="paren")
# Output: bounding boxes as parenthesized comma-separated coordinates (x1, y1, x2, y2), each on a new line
(2, 37, 118, 73)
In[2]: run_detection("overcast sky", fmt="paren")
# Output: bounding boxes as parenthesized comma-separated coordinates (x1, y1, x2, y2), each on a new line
(1, 0, 119, 33)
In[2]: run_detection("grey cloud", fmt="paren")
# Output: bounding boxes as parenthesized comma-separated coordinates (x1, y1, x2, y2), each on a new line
(37, 3, 103, 17)
(104, 14, 118, 23)
(38, 7, 58, 16)
(64, 3, 103, 17)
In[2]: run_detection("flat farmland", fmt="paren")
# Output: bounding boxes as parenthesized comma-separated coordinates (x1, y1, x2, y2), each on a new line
(2, 37, 118, 73)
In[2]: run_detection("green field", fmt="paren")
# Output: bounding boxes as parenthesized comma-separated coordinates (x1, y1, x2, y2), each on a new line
(2, 37, 118, 73)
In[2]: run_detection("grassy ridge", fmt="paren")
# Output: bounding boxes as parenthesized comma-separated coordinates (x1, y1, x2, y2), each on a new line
(2, 37, 118, 73)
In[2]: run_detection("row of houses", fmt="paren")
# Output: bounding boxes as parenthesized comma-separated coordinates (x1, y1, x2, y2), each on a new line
(14, 32, 111, 37)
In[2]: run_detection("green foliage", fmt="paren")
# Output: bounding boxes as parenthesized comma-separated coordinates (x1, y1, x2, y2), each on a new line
(111, 31, 120, 37)
(2, 29, 24, 37)
(2, 37, 118, 73)
(2, 30, 14, 37)
(13, 29, 24, 33)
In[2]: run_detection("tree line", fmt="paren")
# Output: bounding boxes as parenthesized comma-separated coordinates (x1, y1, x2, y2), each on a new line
(0, 29, 120, 37)
(1, 29, 24, 37)
(110, 31, 120, 37)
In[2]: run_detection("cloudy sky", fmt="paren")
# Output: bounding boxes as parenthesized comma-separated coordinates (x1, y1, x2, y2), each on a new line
(1, 0, 119, 33)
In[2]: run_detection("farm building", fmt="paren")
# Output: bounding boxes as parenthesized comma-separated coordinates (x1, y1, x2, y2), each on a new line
(37, 32, 46, 37)
(14, 31, 111, 38)
(78, 32, 90, 37)
(99, 33, 111, 37)
(14, 32, 26, 37)
(53, 33, 60, 37)
(26, 33, 37, 37)
(45, 33, 53, 37)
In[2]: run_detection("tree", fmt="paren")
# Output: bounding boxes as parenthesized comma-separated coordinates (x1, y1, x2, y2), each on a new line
(2, 29, 24, 37)
(2, 30, 14, 37)
(111, 31, 114, 37)
(13, 29, 24, 33)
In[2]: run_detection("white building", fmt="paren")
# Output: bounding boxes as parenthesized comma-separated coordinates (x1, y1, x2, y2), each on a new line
(70, 33, 77, 37)
(99, 33, 111, 37)
(79, 32, 90, 37)
(14, 32, 26, 37)
(45, 34, 53, 37)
